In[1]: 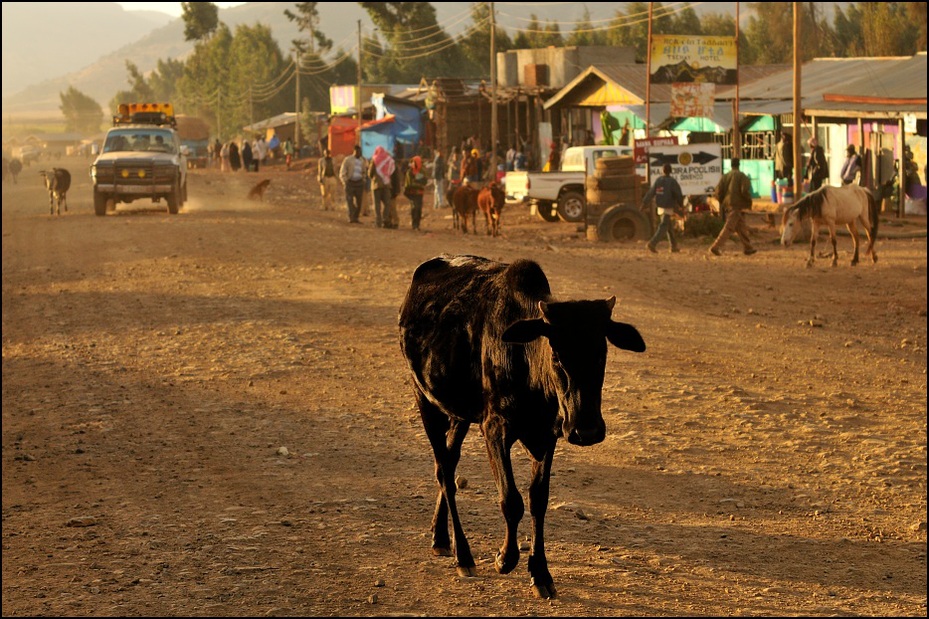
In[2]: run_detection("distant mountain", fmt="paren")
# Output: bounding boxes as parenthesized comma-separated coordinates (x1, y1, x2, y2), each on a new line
(1, 2, 174, 99)
(1, 2, 846, 119)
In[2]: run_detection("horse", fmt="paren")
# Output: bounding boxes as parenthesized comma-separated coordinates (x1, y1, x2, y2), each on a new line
(780, 185, 879, 268)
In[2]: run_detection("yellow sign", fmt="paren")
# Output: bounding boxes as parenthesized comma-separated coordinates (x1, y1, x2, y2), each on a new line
(650, 35, 737, 85)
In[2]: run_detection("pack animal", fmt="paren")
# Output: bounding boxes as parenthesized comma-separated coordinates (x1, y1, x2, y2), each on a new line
(780, 184, 879, 267)
(477, 181, 505, 237)
(247, 178, 271, 201)
(398, 254, 646, 599)
(451, 184, 479, 233)
(40, 168, 71, 215)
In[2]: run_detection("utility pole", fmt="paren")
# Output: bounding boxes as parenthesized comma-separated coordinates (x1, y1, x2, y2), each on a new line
(732, 1, 740, 158)
(357, 19, 363, 146)
(792, 2, 802, 199)
(295, 49, 301, 150)
(490, 2, 498, 174)
(645, 2, 653, 185)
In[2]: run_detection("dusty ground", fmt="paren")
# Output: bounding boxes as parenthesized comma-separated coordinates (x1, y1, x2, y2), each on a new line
(2, 155, 927, 617)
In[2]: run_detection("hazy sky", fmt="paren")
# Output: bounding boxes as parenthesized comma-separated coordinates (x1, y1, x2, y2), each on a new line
(117, 2, 245, 17)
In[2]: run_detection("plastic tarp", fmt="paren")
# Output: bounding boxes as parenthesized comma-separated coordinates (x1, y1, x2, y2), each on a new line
(328, 116, 359, 157)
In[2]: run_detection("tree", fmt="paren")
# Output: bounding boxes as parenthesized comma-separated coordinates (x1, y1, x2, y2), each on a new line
(60, 86, 103, 134)
(565, 8, 608, 47)
(741, 2, 834, 64)
(606, 2, 675, 62)
(284, 2, 332, 55)
(457, 2, 513, 77)
(359, 2, 462, 82)
(857, 2, 920, 56)
(182, 2, 219, 42)
(109, 61, 155, 113)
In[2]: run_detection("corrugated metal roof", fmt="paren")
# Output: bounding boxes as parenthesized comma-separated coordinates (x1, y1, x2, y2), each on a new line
(736, 56, 911, 101)
(824, 52, 926, 100)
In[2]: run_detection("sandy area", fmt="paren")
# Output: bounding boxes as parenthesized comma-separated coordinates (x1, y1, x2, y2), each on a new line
(2, 155, 926, 616)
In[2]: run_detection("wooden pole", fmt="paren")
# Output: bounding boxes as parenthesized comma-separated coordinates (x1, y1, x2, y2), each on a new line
(490, 2, 498, 175)
(792, 2, 802, 198)
(732, 2, 740, 158)
(645, 2, 653, 185)
(357, 20, 362, 146)
(294, 49, 301, 150)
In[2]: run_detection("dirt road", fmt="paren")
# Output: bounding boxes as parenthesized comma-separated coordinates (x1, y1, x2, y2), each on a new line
(3, 156, 926, 616)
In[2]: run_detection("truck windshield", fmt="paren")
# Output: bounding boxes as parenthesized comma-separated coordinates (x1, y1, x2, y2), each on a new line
(103, 130, 175, 153)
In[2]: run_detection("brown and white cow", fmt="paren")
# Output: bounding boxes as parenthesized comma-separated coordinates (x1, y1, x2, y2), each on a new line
(398, 254, 646, 599)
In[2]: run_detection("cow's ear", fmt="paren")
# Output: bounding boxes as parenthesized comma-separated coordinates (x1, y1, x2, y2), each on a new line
(503, 318, 549, 344)
(606, 321, 646, 352)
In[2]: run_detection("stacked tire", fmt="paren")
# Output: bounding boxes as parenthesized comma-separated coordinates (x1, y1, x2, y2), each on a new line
(584, 155, 651, 242)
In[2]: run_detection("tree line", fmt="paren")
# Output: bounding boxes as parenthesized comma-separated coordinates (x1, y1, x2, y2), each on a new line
(60, 2, 928, 139)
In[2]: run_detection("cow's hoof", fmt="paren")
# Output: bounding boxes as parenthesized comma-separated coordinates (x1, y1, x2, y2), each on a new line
(494, 549, 519, 574)
(432, 546, 452, 557)
(456, 565, 478, 578)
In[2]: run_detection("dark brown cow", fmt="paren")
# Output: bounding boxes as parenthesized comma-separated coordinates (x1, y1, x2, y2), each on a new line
(39, 168, 71, 216)
(477, 181, 505, 236)
(399, 254, 646, 599)
(451, 184, 479, 234)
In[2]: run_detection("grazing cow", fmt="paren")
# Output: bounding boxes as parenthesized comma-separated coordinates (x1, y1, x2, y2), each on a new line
(398, 254, 646, 599)
(40, 168, 71, 215)
(477, 181, 505, 236)
(451, 184, 479, 234)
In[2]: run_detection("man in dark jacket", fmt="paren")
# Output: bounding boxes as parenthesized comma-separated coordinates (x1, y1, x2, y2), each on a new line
(806, 137, 829, 191)
(709, 158, 757, 257)
(641, 163, 684, 253)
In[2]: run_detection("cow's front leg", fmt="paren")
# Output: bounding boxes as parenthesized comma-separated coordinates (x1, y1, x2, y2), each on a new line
(527, 443, 556, 599)
(482, 416, 523, 576)
(419, 393, 474, 574)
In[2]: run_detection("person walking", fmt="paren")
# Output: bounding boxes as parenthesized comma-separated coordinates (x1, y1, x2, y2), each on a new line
(283, 137, 294, 170)
(369, 146, 395, 228)
(339, 145, 366, 223)
(806, 137, 829, 191)
(241, 140, 254, 173)
(432, 149, 447, 209)
(709, 157, 757, 257)
(228, 141, 241, 172)
(641, 163, 684, 253)
(840, 144, 862, 186)
(774, 131, 793, 181)
(404, 155, 428, 230)
(317, 148, 337, 210)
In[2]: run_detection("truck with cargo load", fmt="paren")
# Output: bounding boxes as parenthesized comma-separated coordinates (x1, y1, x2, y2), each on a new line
(90, 102, 189, 216)
(504, 145, 635, 222)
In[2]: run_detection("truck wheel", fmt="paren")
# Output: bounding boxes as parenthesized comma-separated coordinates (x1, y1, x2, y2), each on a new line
(93, 188, 107, 216)
(536, 201, 560, 222)
(181, 180, 188, 205)
(597, 205, 651, 242)
(557, 190, 585, 222)
(167, 180, 180, 214)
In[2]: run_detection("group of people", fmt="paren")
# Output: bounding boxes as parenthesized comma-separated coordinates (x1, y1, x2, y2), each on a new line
(214, 136, 271, 173)
(643, 133, 876, 257)
(318, 144, 430, 231)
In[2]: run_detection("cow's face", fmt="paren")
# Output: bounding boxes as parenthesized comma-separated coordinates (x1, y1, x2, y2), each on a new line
(503, 297, 646, 446)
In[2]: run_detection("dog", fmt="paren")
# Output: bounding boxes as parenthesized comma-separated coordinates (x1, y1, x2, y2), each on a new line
(247, 179, 271, 201)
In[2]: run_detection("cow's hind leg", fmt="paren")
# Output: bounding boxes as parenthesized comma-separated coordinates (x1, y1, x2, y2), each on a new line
(418, 391, 475, 575)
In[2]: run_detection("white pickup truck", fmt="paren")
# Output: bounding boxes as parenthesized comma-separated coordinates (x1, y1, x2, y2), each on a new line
(505, 145, 633, 222)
